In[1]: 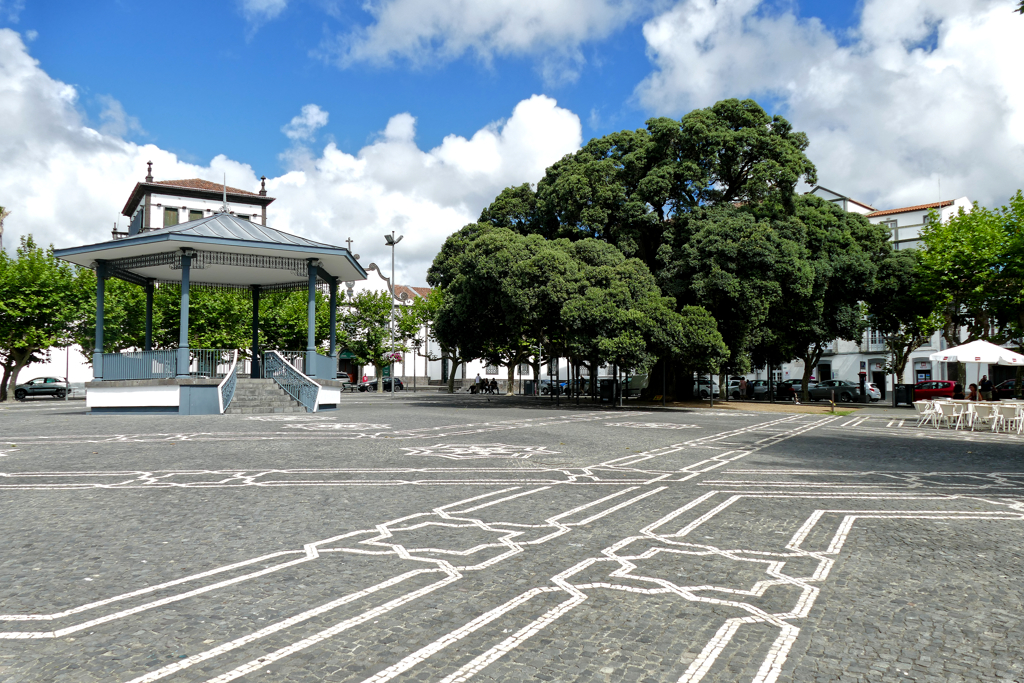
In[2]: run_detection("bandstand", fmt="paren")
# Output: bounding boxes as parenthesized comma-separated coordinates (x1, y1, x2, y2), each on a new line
(54, 213, 366, 414)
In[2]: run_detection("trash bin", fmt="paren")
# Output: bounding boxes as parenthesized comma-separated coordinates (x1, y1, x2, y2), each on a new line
(894, 383, 915, 406)
(599, 378, 618, 402)
(523, 380, 535, 396)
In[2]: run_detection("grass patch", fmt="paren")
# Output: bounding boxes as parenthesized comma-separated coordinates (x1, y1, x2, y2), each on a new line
(834, 410, 856, 417)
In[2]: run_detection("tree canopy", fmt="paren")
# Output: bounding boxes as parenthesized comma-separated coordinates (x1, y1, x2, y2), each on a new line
(427, 223, 728, 392)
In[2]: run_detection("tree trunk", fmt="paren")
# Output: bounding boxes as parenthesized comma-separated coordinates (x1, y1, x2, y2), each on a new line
(957, 362, 966, 388)
(5, 348, 34, 403)
(0, 357, 14, 402)
(799, 344, 823, 403)
(374, 364, 382, 393)
(447, 356, 457, 394)
(506, 361, 515, 396)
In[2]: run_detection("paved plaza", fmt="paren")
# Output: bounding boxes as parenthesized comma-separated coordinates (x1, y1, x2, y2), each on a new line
(2, 396, 1024, 683)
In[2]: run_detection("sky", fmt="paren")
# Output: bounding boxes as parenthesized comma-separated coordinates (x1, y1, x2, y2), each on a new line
(1, 0, 1022, 287)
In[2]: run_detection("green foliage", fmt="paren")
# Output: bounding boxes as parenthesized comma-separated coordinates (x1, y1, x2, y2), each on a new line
(478, 98, 817, 274)
(866, 249, 941, 379)
(745, 195, 891, 400)
(338, 289, 400, 390)
(0, 236, 82, 400)
(427, 225, 728, 385)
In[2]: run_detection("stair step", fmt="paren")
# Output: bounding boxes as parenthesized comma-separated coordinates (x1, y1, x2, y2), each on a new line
(224, 378, 306, 413)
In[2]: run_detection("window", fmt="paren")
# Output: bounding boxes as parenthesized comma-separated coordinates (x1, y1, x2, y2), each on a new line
(188, 210, 203, 221)
(518, 363, 530, 374)
(485, 364, 498, 375)
(164, 207, 179, 227)
(236, 214, 250, 222)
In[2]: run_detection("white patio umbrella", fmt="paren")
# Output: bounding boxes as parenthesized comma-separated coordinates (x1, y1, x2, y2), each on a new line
(929, 340, 1024, 366)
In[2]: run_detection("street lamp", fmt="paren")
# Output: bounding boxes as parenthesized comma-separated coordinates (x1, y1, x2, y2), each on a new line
(385, 231, 404, 398)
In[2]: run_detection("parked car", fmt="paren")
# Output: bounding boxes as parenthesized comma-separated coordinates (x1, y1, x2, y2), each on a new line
(358, 378, 404, 392)
(809, 379, 861, 403)
(867, 382, 882, 401)
(775, 380, 817, 401)
(693, 378, 719, 399)
(913, 379, 956, 400)
(13, 377, 69, 401)
(994, 379, 1018, 399)
(750, 379, 770, 399)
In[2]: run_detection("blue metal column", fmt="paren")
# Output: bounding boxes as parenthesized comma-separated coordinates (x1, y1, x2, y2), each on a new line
(93, 261, 106, 380)
(306, 259, 317, 376)
(251, 285, 261, 379)
(144, 281, 154, 351)
(176, 250, 192, 378)
(328, 279, 337, 361)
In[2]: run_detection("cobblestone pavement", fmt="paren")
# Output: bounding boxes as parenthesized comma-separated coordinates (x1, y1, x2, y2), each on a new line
(2, 395, 1023, 682)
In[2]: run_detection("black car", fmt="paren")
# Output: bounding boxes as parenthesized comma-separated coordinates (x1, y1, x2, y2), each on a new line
(776, 380, 817, 401)
(809, 379, 861, 403)
(14, 376, 70, 400)
(358, 377, 404, 392)
(994, 379, 1019, 399)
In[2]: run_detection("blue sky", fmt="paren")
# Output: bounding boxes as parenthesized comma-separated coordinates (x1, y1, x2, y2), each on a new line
(8, 0, 862, 177)
(1, 0, 1020, 285)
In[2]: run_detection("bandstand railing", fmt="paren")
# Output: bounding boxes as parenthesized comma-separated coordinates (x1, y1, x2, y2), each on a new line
(217, 350, 239, 413)
(264, 350, 321, 412)
(101, 350, 177, 380)
(99, 348, 240, 381)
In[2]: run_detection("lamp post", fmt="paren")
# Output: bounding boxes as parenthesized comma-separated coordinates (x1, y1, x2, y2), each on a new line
(384, 232, 404, 398)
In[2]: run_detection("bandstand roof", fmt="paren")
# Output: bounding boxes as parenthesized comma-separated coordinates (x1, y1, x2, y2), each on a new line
(54, 213, 366, 289)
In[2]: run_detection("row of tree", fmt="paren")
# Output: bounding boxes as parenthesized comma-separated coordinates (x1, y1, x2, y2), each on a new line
(428, 99, 898, 400)
(428, 98, 1024, 401)
(0, 235, 420, 400)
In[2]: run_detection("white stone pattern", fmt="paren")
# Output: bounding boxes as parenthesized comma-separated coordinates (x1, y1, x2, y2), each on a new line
(12, 416, 983, 683)
(399, 444, 561, 459)
(606, 422, 699, 429)
(0, 411, 652, 446)
(0, 415, 821, 491)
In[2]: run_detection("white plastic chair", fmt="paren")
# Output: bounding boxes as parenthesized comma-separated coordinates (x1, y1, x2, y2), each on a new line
(994, 404, 1022, 433)
(935, 401, 964, 429)
(913, 401, 937, 427)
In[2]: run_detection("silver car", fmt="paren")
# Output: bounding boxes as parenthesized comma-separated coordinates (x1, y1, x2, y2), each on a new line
(14, 376, 70, 400)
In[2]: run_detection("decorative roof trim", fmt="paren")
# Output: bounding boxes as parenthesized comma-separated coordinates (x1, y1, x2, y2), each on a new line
(867, 200, 954, 218)
(121, 180, 275, 216)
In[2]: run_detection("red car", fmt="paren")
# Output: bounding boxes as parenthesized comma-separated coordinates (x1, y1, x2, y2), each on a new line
(914, 379, 956, 399)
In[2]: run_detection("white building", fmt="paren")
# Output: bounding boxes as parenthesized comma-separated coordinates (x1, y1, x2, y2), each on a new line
(773, 187, 973, 394)
(119, 162, 275, 236)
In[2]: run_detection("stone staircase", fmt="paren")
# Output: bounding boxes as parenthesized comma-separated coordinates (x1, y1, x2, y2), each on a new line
(225, 378, 306, 414)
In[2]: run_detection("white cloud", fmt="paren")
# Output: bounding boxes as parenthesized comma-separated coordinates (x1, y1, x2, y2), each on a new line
(321, 0, 651, 85)
(635, 0, 1024, 209)
(0, 29, 582, 287)
(239, 0, 288, 24)
(0, 0, 24, 23)
(281, 104, 329, 141)
(97, 95, 144, 139)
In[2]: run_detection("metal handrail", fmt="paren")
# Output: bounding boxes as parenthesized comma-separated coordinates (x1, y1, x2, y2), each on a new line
(218, 350, 239, 413)
(101, 350, 177, 380)
(264, 350, 321, 413)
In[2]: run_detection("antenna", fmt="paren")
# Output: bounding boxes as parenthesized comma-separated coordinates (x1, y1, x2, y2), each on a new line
(221, 173, 228, 213)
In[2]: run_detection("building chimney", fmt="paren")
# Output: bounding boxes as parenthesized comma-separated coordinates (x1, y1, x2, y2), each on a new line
(259, 176, 267, 197)
(146, 161, 153, 182)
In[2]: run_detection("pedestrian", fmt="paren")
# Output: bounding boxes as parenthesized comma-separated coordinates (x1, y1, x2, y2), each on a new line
(489, 378, 498, 394)
(952, 382, 965, 400)
(979, 375, 994, 401)
(747, 380, 755, 400)
(739, 378, 747, 400)
(475, 373, 482, 393)
(967, 383, 979, 401)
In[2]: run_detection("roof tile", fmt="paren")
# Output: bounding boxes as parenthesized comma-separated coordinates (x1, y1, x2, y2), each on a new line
(867, 200, 953, 218)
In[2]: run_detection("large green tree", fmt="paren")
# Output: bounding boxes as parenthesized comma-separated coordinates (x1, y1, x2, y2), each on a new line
(866, 248, 942, 386)
(0, 236, 82, 401)
(427, 224, 727, 396)
(337, 289, 402, 392)
(480, 98, 817, 274)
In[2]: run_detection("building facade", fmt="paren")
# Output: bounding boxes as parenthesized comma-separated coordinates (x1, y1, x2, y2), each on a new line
(773, 187, 973, 394)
